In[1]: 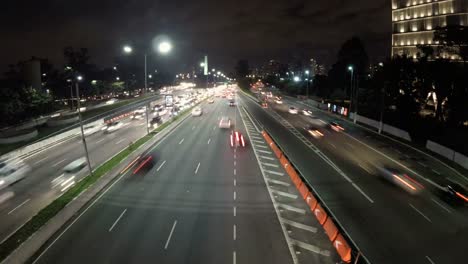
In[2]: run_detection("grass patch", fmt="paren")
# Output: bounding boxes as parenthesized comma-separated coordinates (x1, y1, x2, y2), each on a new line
(0, 102, 198, 262)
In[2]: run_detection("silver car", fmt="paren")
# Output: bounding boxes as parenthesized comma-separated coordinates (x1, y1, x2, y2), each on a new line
(0, 159, 30, 190)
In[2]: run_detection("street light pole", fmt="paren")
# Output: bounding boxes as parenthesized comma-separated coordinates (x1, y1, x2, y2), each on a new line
(305, 70, 310, 99)
(75, 79, 93, 176)
(354, 77, 359, 124)
(348, 66, 354, 117)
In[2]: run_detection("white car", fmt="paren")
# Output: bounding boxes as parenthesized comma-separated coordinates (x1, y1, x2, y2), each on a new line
(102, 121, 123, 133)
(219, 117, 231, 128)
(155, 108, 168, 116)
(0, 159, 30, 190)
(105, 98, 118, 105)
(83, 124, 102, 136)
(302, 109, 313, 116)
(288, 107, 298, 114)
(192, 107, 202, 116)
(52, 158, 87, 191)
(275, 99, 283, 104)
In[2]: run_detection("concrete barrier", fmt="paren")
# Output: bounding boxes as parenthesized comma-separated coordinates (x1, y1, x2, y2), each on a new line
(426, 140, 455, 161)
(382, 124, 411, 141)
(454, 152, 468, 170)
(0, 130, 38, 144)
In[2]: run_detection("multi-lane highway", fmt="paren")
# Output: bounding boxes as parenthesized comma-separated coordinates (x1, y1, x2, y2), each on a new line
(0, 93, 182, 243)
(239, 91, 468, 264)
(31, 89, 340, 264)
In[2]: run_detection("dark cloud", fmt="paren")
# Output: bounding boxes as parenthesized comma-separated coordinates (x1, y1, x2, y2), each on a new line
(0, 0, 390, 73)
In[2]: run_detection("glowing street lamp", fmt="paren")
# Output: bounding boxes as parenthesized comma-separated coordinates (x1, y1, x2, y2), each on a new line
(123, 45, 133, 53)
(158, 41, 172, 54)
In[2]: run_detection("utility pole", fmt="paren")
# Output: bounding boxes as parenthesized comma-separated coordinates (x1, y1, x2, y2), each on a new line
(75, 79, 93, 176)
(353, 77, 359, 124)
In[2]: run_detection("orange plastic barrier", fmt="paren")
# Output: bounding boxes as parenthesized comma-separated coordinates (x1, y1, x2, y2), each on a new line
(313, 204, 328, 225)
(299, 183, 309, 198)
(322, 217, 339, 242)
(305, 193, 318, 211)
(280, 156, 289, 167)
(333, 234, 352, 263)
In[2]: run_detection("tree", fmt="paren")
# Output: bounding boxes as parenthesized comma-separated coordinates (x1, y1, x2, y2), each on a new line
(235, 60, 250, 79)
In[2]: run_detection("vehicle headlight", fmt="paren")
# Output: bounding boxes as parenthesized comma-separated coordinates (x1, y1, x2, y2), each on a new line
(0, 180, 4, 185)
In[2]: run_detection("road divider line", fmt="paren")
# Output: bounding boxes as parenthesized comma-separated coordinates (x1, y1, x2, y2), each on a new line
(409, 204, 432, 223)
(262, 162, 279, 168)
(268, 179, 290, 187)
(281, 218, 317, 233)
(234, 161, 236, 166)
(195, 162, 201, 174)
(256, 149, 273, 155)
(431, 198, 452, 213)
(157, 160, 167, 172)
(108, 208, 127, 232)
(115, 138, 126, 145)
(264, 170, 284, 176)
(233, 206, 236, 217)
(179, 138, 185, 144)
(207, 138, 211, 144)
(96, 138, 106, 144)
(425, 255, 436, 264)
(417, 161, 428, 168)
(52, 158, 67, 167)
(33, 157, 48, 165)
(277, 203, 306, 214)
(291, 238, 331, 256)
(164, 220, 178, 250)
(271, 189, 298, 199)
(432, 169, 441, 175)
(233, 224, 237, 241)
(234, 169, 236, 175)
(234, 179, 236, 186)
(255, 144, 269, 149)
(233, 191, 237, 200)
(7, 199, 31, 215)
(233, 251, 236, 264)
(259, 155, 275, 160)
(329, 143, 337, 148)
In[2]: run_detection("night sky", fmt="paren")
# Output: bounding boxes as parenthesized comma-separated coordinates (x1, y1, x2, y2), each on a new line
(1, 0, 390, 73)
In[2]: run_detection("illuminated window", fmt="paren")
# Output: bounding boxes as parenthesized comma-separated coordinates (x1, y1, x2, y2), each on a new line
(412, 26, 418, 31)
(426, 25, 432, 30)
(400, 28, 405, 33)
(428, 39, 432, 44)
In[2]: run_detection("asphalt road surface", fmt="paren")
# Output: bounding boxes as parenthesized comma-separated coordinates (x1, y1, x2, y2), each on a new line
(32, 93, 313, 264)
(239, 92, 468, 264)
(0, 94, 179, 243)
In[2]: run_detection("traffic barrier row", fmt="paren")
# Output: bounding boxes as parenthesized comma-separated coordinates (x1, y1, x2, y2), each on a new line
(261, 130, 353, 263)
(105, 111, 135, 124)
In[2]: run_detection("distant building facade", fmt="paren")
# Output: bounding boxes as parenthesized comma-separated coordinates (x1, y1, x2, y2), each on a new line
(391, 0, 468, 59)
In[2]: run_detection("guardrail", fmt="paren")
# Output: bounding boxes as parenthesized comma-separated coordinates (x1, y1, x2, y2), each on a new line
(261, 129, 369, 264)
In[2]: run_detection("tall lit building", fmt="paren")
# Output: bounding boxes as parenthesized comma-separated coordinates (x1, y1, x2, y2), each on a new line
(391, 0, 468, 59)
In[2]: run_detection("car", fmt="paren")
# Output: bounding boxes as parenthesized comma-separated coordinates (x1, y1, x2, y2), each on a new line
(51, 157, 87, 191)
(302, 109, 313, 116)
(103, 121, 123, 133)
(288, 107, 298, 114)
(105, 98, 118, 105)
(329, 121, 344, 132)
(375, 166, 424, 195)
(440, 180, 468, 205)
(153, 104, 164, 112)
(229, 100, 236, 107)
(192, 107, 202, 116)
(275, 99, 283, 104)
(208, 98, 214, 103)
(83, 124, 102, 136)
(261, 102, 268, 108)
(155, 107, 168, 116)
(219, 117, 231, 128)
(132, 154, 155, 175)
(0, 159, 30, 191)
(148, 116, 162, 128)
(230, 131, 246, 147)
(305, 125, 324, 138)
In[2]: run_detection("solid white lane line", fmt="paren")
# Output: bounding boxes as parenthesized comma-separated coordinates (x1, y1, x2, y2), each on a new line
(290, 239, 331, 256)
(233, 224, 236, 240)
(262, 162, 279, 168)
(33, 157, 48, 165)
(115, 138, 126, 145)
(108, 209, 127, 232)
(164, 220, 178, 249)
(431, 198, 452, 214)
(233, 191, 237, 200)
(277, 203, 306, 214)
(233, 251, 236, 264)
(264, 170, 284, 176)
(179, 138, 185, 144)
(425, 256, 436, 264)
(157, 160, 166, 171)
(409, 204, 432, 223)
(351, 183, 374, 204)
(259, 155, 275, 160)
(195, 162, 201, 174)
(52, 159, 67, 167)
(96, 138, 106, 144)
(256, 149, 273, 154)
(268, 179, 290, 187)
(7, 199, 31, 215)
(233, 206, 236, 217)
(207, 138, 211, 144)
(281, 218, 317, 233)
(271, 189, 298, 199)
